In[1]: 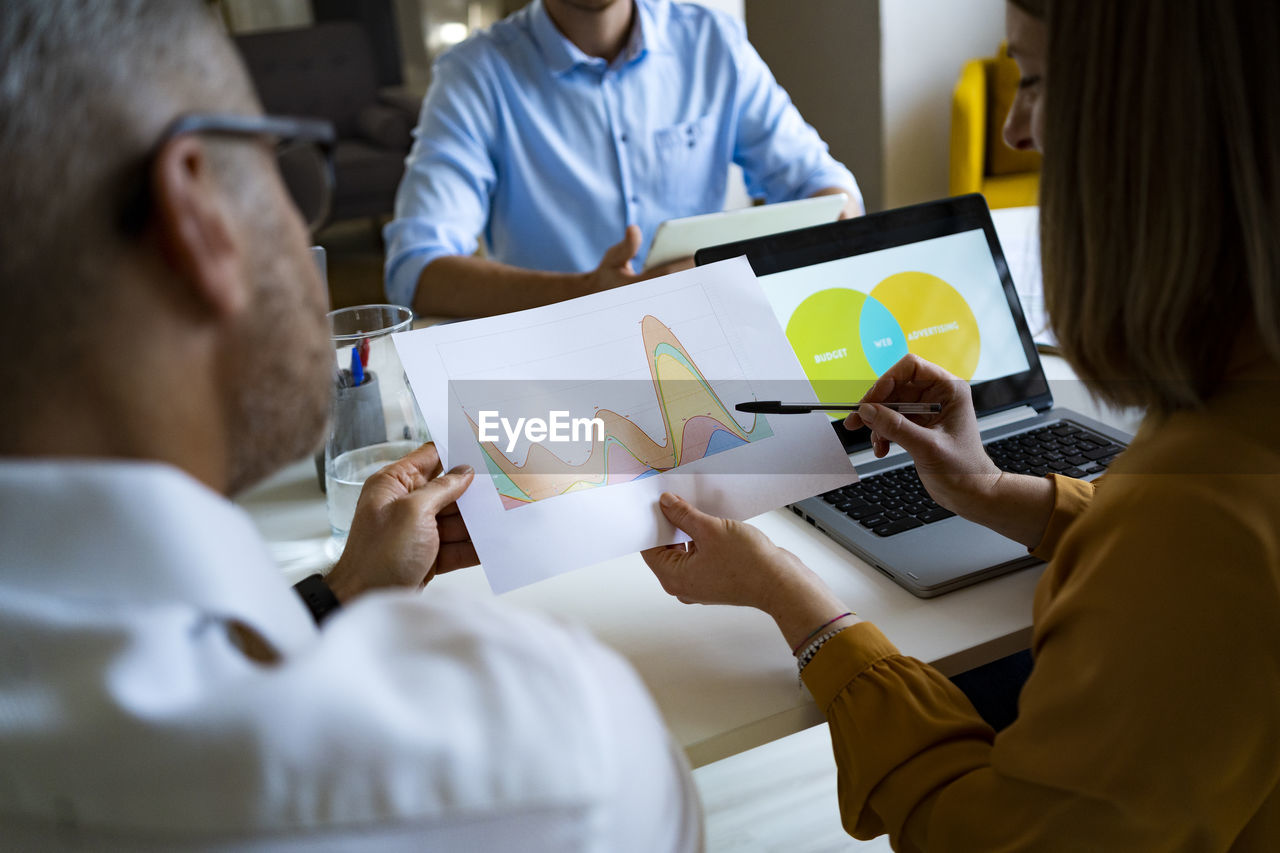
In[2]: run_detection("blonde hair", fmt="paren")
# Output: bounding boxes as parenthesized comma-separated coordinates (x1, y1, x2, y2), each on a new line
(1040, 0, 1280, 415)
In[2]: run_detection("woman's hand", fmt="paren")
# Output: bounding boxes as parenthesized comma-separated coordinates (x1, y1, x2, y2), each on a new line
(326, 443, 477, 603)
(642, 493, 855, 651)
(845, 354, 1056, 549)
(844, 353, 1002, 515)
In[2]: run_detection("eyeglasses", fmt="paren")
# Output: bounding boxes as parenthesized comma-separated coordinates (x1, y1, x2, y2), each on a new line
(122, 112, 337, 235)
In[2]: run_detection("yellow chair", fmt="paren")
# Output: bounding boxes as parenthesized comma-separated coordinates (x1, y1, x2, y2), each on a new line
(950, 44, 1041, 209)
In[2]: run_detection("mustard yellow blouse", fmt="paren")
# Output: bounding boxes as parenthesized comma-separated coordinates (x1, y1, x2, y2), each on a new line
(802, 365, 1280, 851)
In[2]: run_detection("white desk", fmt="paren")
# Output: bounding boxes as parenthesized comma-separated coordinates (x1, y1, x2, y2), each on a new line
(236, 355, 1142, 768)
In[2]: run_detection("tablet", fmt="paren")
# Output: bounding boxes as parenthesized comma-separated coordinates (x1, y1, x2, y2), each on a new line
(642, 194, 847, 271)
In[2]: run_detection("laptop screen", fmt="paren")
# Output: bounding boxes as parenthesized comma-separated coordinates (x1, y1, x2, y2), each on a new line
(695, 194, 1050, 451)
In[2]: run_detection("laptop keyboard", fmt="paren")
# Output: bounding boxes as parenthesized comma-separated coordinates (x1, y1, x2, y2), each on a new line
(816, 421, 1127, 538)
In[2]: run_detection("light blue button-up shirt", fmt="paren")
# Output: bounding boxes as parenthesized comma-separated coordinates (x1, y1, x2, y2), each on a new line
(384, 0, 861, 307)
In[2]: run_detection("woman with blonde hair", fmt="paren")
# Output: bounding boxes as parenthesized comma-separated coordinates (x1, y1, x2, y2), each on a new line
(643, 0, 1280, 848)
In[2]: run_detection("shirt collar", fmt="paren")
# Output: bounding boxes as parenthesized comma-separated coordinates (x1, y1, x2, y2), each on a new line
(633, 0, 669, 58)
(0, 459, 316, 656)
(530, 0, 667, 77)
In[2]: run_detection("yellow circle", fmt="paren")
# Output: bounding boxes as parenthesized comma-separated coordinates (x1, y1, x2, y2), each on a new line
(785, 288, 878, 405)
(870, 272, 980, 379)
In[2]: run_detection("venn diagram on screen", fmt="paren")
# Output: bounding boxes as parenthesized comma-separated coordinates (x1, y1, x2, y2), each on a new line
(785, 272, 981, 404)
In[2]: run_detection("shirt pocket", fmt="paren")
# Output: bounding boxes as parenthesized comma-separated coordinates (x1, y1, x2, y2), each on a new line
(651, 114, 720, 201)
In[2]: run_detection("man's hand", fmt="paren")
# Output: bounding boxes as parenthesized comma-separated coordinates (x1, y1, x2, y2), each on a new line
(325, 443, 477, 603)
(581, 225, 694, 295)
(583, 224, 644, 293)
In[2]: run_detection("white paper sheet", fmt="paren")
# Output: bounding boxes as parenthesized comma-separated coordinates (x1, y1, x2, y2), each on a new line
(990, 205, 1056, 349)
(394, 257, 857, 593)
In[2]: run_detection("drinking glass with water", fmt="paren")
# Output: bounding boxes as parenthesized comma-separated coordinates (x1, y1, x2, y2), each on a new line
(324, 304, 426, 550)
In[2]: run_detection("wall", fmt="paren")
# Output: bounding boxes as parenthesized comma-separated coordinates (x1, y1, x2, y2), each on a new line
(393, 0, 507, 94)
(880, 0, 1005, 208)
(219, 0, 312, 33)
(745, 0, 881, 211)
(747, 0, 1005, 212)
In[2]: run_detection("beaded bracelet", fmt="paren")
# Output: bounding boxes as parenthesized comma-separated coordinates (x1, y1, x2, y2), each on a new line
(795, 625, 851, 687)
(790, 611, 853, 655)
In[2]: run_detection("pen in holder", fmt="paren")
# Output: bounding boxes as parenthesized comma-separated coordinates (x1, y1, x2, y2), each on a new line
(331, 368, 387, 458)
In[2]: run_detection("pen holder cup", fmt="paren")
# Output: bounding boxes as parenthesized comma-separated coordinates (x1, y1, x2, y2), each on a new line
(331, 371, 387, 458)
(321, 304, 426, 544)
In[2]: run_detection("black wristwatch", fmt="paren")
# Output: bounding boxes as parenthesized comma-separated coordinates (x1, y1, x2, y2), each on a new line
(293, 573, 343, 626)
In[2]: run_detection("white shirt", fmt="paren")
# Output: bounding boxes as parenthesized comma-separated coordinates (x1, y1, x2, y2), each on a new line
(0, 460, 702, 851)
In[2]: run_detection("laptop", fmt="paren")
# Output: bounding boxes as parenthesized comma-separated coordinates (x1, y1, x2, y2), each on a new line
(643, 194, 846, 270)
(695, 194, 1132, 598)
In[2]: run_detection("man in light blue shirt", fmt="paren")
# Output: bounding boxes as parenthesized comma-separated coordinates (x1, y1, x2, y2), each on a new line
(385, 0, 863, 316)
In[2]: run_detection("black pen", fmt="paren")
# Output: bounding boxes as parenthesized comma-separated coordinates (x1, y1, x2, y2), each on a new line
(735, 400, 942, 415)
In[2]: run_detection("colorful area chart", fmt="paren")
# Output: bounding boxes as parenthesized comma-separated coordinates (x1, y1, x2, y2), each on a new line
(473, 315, 773, 509)
(785, 271, 981, 405)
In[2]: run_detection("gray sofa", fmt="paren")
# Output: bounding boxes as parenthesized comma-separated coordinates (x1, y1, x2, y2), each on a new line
(234, 22, 420, 225)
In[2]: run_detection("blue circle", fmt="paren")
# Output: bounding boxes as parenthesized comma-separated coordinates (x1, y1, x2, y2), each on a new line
(859, 296, 908, 375)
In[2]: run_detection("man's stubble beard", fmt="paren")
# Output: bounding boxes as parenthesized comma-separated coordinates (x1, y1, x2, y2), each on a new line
(222, 206, 331, 497)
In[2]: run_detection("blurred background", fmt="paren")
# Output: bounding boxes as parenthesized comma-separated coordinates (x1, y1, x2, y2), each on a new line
(210, 0, 1017, 308)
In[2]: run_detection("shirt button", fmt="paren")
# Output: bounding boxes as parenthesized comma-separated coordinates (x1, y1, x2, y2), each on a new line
(631, 195, 640, 204)
(619, 132, 628, 144)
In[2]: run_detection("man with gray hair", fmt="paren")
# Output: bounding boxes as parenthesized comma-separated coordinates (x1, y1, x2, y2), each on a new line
(0, 2, 701, 849)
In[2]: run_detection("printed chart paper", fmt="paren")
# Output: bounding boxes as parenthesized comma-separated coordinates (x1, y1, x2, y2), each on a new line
(394, 257, 856, 593)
